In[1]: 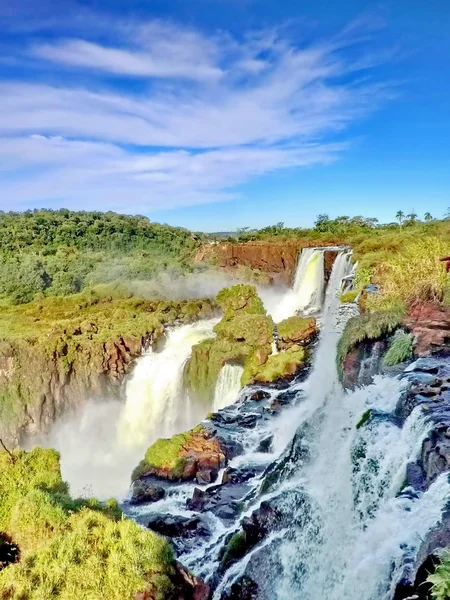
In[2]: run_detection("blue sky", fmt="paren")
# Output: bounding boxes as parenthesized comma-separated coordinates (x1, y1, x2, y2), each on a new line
(1, 0, 449, 231)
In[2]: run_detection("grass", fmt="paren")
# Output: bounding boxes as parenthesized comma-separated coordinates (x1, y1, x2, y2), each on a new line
(0, 448, 177, 600)
(221, 532, 247, 568)
(242, 345, 306, 385)
(382, 330, 413, 366)
(340, 290, 359, 304)
(337, 307, 405, 370)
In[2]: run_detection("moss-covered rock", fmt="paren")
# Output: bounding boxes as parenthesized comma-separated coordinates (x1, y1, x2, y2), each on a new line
(132, 425, 227, 482)
(242, 345, 307, 385)
(277, 316, 317, 350)
(185, 284, 274, 404)
(216, 284, 266, 319)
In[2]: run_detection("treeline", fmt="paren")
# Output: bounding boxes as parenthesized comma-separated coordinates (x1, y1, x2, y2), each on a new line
(230, 212, 450, 242)
(0, 210, 202, 304)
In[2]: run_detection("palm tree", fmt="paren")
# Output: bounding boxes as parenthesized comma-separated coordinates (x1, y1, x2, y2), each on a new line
(407, 211, 418, 224)
(395, 210, 405, 230)
(424, 212, 433, 222)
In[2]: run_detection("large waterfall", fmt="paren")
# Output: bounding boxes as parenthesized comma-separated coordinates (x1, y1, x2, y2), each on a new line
(273, 248, 326, 322)
(118, 319, 218, 448)
(42, 245, 450, 600)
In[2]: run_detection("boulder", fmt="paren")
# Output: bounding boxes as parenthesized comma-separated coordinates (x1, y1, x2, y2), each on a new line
(129, 481, 165, 505)
(133, 426, 228, 483)
(147, 514, 210, 540)
(276, 316, 318, 350)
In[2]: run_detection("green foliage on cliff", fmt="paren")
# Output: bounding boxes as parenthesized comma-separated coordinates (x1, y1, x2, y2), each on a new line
(277, 316, 317, 347)
(0, 287, 214, 436)
(185, 285, 273, 403)
(337, 307, 405, 371)
(0, 209, 202, 304)
(216, 284, 266, 319)
(382, 330, 413, 366)
(0, 448, 177, 600)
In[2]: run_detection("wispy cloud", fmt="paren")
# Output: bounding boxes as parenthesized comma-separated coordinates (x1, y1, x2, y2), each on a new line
(0, 13, 392, 213)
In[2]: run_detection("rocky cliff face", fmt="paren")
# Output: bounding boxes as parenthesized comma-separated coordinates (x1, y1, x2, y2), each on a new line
(196, 242, 339, 286)
(0, 334, 150, 449)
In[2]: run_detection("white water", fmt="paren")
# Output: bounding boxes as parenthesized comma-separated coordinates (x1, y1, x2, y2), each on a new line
(213, 363, 244, 412)
(118, 319, 218, 449)
(273, 248, 326, 322)
(210, 250, 450, 600)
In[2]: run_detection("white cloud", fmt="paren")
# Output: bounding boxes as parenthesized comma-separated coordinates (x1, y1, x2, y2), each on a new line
(0, 16, 391, 213)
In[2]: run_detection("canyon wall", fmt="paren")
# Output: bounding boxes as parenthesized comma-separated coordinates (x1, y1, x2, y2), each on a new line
(195, 241, 339, 286)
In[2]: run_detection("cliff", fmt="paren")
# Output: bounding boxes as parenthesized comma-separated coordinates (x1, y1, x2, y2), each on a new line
(195, 241, 339, 285)
(0, 290, 215, 448)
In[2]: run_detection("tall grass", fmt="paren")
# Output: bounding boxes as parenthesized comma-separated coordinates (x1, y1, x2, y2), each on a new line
(0, 448, 176, 600)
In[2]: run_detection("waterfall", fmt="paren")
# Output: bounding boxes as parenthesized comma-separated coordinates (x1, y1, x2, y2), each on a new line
(273, 248, 326, 322)
(118, 319, 218, 449)
(213, 363, 244, 412)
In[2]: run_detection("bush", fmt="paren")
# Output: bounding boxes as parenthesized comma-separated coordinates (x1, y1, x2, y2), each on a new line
(428, 553, 450, 600)
(382, 330, 413, 366)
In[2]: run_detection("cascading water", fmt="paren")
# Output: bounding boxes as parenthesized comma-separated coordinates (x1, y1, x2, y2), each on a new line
(273, 248, 326, 322)
(118, 319, 218, 448)
(213, 364, 244, 412)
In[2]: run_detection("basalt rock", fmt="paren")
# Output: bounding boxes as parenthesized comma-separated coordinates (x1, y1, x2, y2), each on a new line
(276, 316, 318, 350)
(130, 481, 166, 505)
(147, 514, 210, 540)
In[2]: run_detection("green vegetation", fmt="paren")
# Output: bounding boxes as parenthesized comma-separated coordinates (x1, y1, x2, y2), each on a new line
(132, 426, 204, 481)
(0, 448, 178, 600)
(356, 409, 372, 429)
(242, 346, 306, 385)
(216, 284, 266, 318)
(277, 316, 317, 348)
(0, 209, 202, 304)
(185, 285, 274, 402)
(0, 286, 214, 437)
(428, 553, 450, 600)
(382, 330, 413, 366)
(221, 532, 247, 568)
(337, 307, 405, 371)
(340, 290, 359, 303)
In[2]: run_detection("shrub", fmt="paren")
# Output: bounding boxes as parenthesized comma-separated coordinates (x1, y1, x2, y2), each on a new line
(428, 553, 450, 600)
(382, 330, 413, 366)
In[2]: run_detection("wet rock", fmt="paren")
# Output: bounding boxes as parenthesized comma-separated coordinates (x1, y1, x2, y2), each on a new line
(147, 514, 210, 539)
(249, 390, 271, 401)
(129, 481, 165, 505)
(404, 462, 426, 492)
(196, 468, 218, 484)
(221, 576, 259, 600)
(256, 436, 273, 453)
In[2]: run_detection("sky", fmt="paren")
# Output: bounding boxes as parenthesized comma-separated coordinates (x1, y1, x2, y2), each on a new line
(0, 0, 449, 231)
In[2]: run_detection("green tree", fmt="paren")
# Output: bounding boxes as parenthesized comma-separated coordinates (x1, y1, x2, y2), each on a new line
(424, 212, 433, 222)
(395, 210, 405, 230)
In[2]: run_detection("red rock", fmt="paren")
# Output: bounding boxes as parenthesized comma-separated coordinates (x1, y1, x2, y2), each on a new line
(195, 242, 340, 286)
(404, 302, 450, 356)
